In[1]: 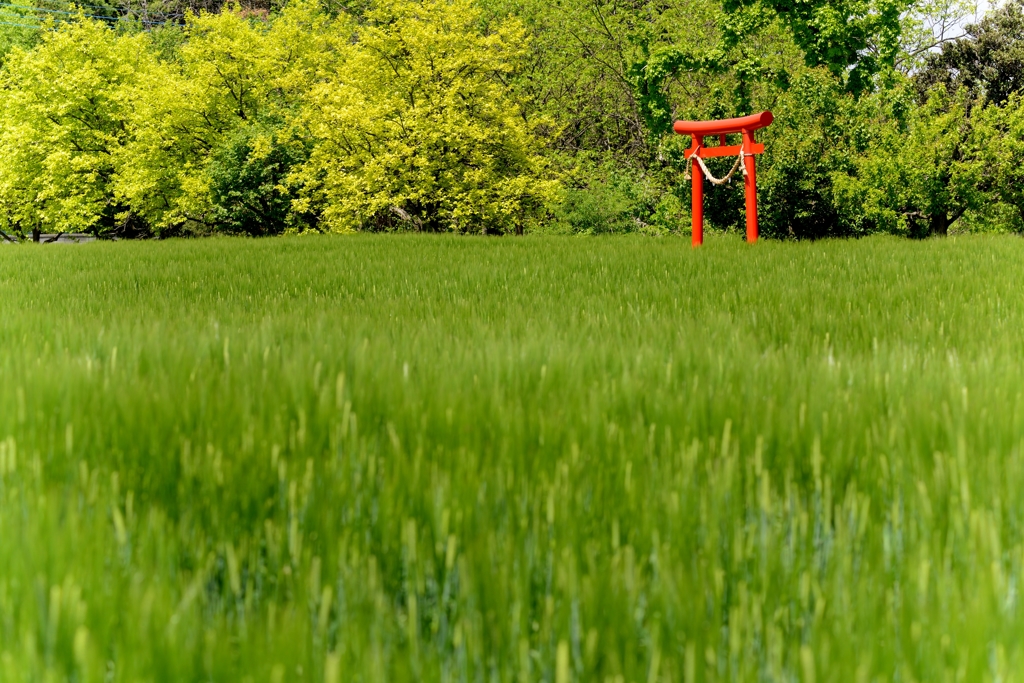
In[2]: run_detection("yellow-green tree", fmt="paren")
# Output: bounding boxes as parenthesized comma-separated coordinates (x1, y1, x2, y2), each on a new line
(117, 2, 349, 233)
(0, 20, 156, 236)
(0, 0, 41, 61)
(292, 0, 558, 234)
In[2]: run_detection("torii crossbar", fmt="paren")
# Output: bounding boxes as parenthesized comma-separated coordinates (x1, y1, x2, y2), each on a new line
(673, 111, 773, 246)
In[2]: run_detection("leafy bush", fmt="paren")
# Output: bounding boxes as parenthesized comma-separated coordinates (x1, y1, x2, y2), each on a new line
(755, 71, 865, 239)
(0, 0, 41, 61)
(0, 1, 556, 236)
(974, 93, 1024, 232)
(553, 183, 636, 234)
(838, 85, 985, 237)
(206, 126, 313, 235)
(552, 166, 687, 234)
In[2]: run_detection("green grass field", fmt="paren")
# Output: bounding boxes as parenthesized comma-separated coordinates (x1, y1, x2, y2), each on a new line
(2, 234, 1024, 682)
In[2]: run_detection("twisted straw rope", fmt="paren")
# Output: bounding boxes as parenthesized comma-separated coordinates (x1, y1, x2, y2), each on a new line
(684, 148, 749, 185)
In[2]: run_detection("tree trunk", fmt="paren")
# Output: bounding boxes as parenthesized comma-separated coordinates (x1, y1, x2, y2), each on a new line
(930, 212, 949, 237)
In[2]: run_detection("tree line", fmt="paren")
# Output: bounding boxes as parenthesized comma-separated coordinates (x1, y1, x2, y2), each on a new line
(1, 0, 1023, 238)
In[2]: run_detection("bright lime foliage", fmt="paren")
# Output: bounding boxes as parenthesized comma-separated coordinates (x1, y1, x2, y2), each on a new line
(0, 20, 156, 235)
(4, 235, 1024, 679)
(293, 0, 557, 233)
(0, 2, 553, 236)
(117, 2, 347, 233)
(0, 0, 40, 59)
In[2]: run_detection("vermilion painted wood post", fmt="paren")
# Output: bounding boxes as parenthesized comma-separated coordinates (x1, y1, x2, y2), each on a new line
(673, 111, 773, 245)
(742, 129, 758, 243)
(691, 146, 704, 247)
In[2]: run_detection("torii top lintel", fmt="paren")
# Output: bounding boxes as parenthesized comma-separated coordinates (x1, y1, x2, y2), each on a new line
(673, 111, 774, 158)
(672, 111, 774, 138)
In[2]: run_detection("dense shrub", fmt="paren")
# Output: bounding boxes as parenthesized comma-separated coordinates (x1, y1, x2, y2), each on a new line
(836, 85, 985, 237)
(975, 93, 1024, 232)
(747, 73, 862, 239)
(206, 126, 313, 235)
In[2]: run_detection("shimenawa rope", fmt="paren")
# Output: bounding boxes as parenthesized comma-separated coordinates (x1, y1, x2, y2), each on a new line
(684, 148, 749, 185)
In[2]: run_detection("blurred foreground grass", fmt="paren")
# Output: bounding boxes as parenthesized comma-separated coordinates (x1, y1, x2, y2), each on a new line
(2, 234, 1024, 682)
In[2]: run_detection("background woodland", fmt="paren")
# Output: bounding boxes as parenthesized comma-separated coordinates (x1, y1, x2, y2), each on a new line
(1, 0, 1023, 238)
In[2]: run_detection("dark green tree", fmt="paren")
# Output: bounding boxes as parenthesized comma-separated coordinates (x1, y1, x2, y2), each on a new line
(206, 126, 312, 236)
(915, 0, 1024, 104)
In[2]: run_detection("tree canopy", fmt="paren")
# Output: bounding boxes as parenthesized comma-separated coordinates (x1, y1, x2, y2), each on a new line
(0, 0, 1021, 238)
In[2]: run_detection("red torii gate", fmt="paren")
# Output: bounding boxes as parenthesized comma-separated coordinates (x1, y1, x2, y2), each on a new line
(673, 111, 773, 246)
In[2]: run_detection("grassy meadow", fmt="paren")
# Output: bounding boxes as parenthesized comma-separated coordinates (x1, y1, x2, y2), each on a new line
(2, 234, 1024, 682)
